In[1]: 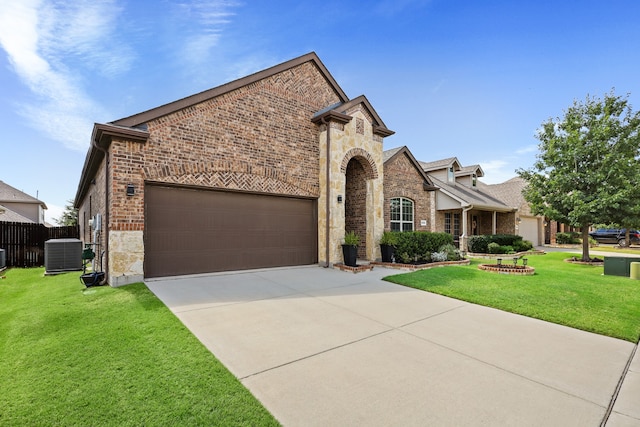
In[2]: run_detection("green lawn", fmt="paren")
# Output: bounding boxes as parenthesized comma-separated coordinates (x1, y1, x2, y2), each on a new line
(384, 252, 640, 343)
(0, 268, 279, 427)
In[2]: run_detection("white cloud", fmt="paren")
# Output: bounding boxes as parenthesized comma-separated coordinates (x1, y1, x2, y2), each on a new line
(0, 0, 130, 151)
(172, 0, 241, 67)
(479, 159, 517, 184)
(515, 144, 538, 155)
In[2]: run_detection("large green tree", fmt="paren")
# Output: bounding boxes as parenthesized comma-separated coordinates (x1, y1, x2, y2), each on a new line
(518, 91, 640, 261)
(55, 199, 78, 226)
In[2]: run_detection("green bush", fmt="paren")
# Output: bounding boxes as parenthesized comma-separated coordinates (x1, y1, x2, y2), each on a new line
(379, 231, 398, 246)
(469, 234, 531, 253)
(556, 232, 580, 244)
(394, 232, 454, 262)
(513, 239, 534, 252)
(439, 243, 461, 261)
(487, 242, 502, 254)
(468, 235, 490, 253)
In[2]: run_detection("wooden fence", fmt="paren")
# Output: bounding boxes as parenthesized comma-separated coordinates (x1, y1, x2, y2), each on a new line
(0, 222, 80, 267)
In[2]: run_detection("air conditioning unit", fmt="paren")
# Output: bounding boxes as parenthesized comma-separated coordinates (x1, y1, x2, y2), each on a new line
(44, 239, 83, 274)
(0, 248, 5, 270)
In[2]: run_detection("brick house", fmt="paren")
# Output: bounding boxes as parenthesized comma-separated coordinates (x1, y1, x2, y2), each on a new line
(74, 52, 395, 285)
(383, 148, 518, 249)
(382, 146, 438, 234)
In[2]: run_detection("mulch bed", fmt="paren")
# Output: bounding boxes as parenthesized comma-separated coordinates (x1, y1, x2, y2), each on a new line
(564, 257, 604, 265)
(370, 259, 470, 270)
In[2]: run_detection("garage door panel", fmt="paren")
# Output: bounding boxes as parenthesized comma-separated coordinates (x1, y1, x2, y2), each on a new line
(519, 217, 539, 246)
(145, 185, 317, 278)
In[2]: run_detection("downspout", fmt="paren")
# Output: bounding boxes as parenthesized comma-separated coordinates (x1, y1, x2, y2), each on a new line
(92, 138, 109, 282)
(321, 117, 331, 267)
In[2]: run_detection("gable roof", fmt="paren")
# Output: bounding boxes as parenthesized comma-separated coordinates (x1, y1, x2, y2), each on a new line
(113, 52, 349, 128)
(419, 157, 461, 172)
(431, 175, 515, 212)
(383, 146, 436, 189)
(0, 204, 36, 223)
(480, 176, 527, 210)
(455, 164, 484, 178)
(312, 94, 394, 136)
(0, 180, 47, 209)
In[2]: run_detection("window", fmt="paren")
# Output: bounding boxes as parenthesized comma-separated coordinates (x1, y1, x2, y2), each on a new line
(445, 212, 461, 237)
(448, 166, 455, 183)
(390, 197, 414, 231)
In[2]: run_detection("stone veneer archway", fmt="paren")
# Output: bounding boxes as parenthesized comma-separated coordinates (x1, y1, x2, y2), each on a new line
(315, 105, 386, 267)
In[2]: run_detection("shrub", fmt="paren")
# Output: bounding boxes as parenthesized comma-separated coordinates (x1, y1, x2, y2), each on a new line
(469, 234, 531, 253)
(394, 232, 454, 263)
(439, 243, 460, 261)
(398, 252, 412, 264)
(343, 231, 360, 246)
(487, 242, 502, 254)
(513, 239, 534, 252)
(468, 235, 489, 253)
(556, 232, 580, 244)
(500, 245, 515, 254)
(379, 231, 398, 246)
(431, 251, 448, 262)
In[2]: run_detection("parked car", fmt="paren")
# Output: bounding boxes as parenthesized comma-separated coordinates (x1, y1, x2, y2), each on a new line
(588, 229, 640, 246)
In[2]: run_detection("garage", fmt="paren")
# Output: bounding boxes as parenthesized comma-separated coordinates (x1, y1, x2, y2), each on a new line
(144, 185, 318, 278)
(518, 216, 540, 246)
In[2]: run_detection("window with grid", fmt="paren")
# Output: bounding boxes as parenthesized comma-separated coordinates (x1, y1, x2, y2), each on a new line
(454, 213, 460, 237)
(444, 212, 451, 234)
(390, 197, 414, 231)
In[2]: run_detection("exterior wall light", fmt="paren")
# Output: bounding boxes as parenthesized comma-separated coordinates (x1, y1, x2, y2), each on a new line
(337, 195, 343, 203)
(126, 184, 135, 196)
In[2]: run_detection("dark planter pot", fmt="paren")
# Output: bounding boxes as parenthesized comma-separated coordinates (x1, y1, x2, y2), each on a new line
(342, 244, 358, 267)
(380, 244, 395, 263)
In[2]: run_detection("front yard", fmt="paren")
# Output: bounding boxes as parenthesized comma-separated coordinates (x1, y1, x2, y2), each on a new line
(0, 268, 278, 427)
(385, 251, 640, 342)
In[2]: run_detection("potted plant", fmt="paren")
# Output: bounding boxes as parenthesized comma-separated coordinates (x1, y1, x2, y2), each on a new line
(342, 231, 360, 267)
(379, 231, 397, 263)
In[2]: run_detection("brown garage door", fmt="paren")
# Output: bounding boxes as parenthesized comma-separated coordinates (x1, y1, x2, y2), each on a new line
(144, 185, 318, 278)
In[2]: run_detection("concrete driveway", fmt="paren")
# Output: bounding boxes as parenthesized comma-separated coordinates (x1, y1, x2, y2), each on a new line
(146, 266, 638, 426)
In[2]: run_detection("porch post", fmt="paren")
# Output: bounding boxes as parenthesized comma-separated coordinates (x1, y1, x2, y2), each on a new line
(492, 211, 497, 234)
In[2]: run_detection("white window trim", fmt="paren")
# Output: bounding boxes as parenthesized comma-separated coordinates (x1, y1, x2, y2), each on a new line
(390, 197, 414, 231)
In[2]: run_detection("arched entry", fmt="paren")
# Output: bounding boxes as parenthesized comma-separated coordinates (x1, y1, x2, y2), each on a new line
(342, 149, 378, 260)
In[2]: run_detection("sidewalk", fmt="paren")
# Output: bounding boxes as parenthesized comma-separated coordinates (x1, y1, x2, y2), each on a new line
(147, 266, 639, 426)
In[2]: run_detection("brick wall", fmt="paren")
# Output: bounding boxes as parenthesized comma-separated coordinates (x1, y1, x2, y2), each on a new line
(383, 151, 432, 231)
(112, 61, 342, 227)
(77, 158, 107, 269)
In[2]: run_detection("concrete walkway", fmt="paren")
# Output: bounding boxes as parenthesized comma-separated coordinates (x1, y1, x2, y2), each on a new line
(146, 266, 639, 426)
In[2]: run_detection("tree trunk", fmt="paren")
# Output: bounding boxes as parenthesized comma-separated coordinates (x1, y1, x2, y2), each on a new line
(581, 227, 591, 262)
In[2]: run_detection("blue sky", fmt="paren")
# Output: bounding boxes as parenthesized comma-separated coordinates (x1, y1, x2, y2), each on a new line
(1, 0, 639, 223)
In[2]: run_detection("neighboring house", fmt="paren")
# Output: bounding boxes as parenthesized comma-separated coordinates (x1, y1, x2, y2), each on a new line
(74, 52, 395, 285)
(382, 146, 438, 234)
(481, 176, 570, 246)
(0, 181, 47, 224)
(480, 177, 543, 245)
(383, 147, 519, 248)
(0, 204, 35, 223)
